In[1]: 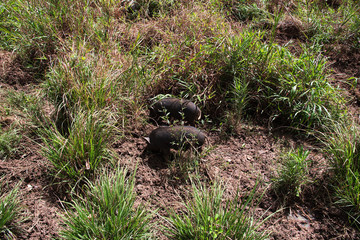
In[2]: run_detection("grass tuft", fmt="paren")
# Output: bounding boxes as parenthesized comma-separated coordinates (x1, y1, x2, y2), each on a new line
(272, 146, 311, 198)
(0, 126, 21, 160)
(40, 110, 114, 187)
(6, 90, 46, 130)
(0, 183, 23, 239)
(164, 179, 269, 239)
(60, 167, 154, 239)
(223, 30, 345, 133)
(323, 122, 360, 225)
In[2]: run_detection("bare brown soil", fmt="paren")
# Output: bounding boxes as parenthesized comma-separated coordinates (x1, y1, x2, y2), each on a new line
(0, 51, 35, 87)
(1, 25, 360, 239)
(0, 137, 62, 239)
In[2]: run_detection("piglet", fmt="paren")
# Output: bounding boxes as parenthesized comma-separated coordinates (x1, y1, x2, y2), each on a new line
(149, 98, 201, 125)
(144, 126, 206, 158)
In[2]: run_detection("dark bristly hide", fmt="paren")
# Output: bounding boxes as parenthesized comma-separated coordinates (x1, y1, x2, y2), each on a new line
(144, 126, 206, 158)
(149, 98, 201, 125)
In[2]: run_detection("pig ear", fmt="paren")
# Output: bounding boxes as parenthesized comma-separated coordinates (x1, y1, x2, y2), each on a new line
(143, 137, 150, 144)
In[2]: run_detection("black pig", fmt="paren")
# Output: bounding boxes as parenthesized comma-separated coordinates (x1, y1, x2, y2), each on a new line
(149, 98, 201, 125)
(144, 126, 206, 157)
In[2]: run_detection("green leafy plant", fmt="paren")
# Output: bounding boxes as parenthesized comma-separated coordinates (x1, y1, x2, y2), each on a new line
(272, 146, 311, 198)
(164, 180, 269, 239)
(60, 167, 154, 239)
(169, 148, 204, 182)
(225, 76, 250, 127)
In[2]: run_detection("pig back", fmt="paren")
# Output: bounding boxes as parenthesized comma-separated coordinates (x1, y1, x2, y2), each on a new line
(150, 98, 201, 124)
(148, 126, 205, 151)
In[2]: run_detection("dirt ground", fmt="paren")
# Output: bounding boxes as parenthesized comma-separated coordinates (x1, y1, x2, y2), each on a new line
(1, 20, 360, 239)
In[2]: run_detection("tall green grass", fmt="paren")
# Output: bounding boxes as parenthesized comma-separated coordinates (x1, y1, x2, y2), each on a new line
(135, 3, 345, 134)
(164, 180, 269, 239)
(6, 90, 46, 130)
(324, 123, 360, 225)
(43, 46, 151, 135)
(0, 126, 21, 160)
(123, 0, 177, 20)
(222, 30, 345, 132)
(293, 0, 360, 45)
(0, 0, 117, 60)
(226, 0, 268, 23)
(43, 50, 118, 134)
(1, 0, 60, 71)
(0, 183, 22, 239)
(272, 147, 311, 198)
(60, 167, 154, 239)
(40, 110, 114, 186)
